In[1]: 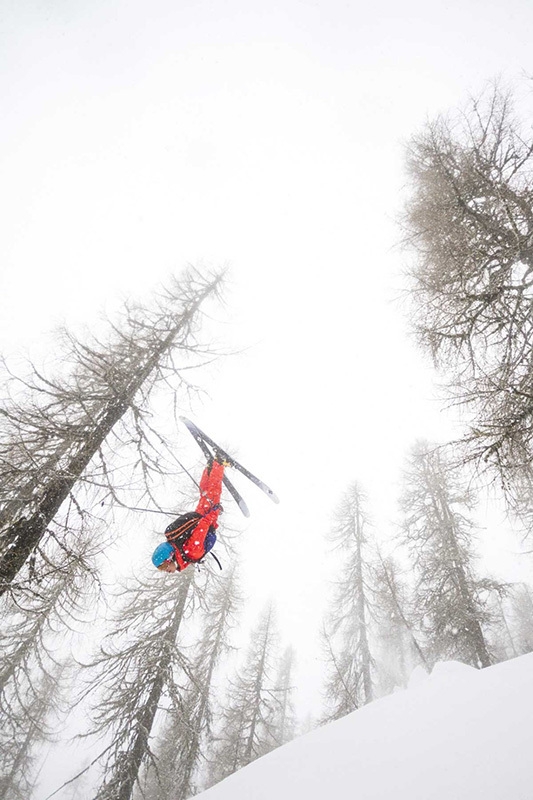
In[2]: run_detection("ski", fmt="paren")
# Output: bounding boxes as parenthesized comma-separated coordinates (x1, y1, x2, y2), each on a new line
(181, 418, 251, 517)
(222, 476, 250, 518)
(180, 416, 279, 506)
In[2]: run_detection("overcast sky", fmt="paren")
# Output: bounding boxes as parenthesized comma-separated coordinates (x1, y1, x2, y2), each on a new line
(2, 1, 533, 769)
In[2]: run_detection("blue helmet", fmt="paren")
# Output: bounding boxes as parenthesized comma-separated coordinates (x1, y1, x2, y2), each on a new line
(152, 541, 174, 568)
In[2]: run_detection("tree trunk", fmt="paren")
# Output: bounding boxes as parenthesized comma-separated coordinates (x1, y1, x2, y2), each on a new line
(96, 573, 193, 800)
(0, 275, 219, 594)
(0, 399, 126, 594)
(354, 507, 373, 704)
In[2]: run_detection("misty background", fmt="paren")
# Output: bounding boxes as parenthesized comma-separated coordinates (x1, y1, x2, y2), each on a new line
(2, 1, 533, 798)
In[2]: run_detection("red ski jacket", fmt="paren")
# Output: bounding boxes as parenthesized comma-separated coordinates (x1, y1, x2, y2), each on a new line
(165, 460, 225, 571)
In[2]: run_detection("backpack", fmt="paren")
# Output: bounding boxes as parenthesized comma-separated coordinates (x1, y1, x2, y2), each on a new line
(165, 511, 202, 544)
(164, 509, 219, 567)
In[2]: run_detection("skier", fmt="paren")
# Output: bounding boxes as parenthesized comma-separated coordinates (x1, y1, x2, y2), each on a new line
(151, 417, 279, 573)
(152, 458, 226, 573)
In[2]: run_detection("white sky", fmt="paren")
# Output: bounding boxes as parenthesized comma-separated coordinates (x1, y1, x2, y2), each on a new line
(2, 0, 533, 753)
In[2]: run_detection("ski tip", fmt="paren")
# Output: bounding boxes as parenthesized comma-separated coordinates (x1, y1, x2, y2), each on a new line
(258, 484, 280, 504)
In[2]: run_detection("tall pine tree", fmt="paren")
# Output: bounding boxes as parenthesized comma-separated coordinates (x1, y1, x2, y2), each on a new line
(372, 550, 427, 693)
(399, 442, 498, 668)
(268, 646, 297, 748)
(81, 569, 196, 800)
(0, 268, 223, 596)
(0, 526, 99, 797)
(206, 603, 280, 787)
(322, 482, 374, 722)
(403, 84, 533, 508)
(139, 567, 242, 800)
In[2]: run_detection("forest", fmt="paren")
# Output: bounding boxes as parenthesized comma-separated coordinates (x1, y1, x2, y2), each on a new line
(2, 83, 533, 800)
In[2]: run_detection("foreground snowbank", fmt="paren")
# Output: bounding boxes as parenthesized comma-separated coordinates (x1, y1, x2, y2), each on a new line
(198, 653, 533, 800)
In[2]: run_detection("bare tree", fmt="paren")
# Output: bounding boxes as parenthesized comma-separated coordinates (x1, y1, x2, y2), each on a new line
(372, 550, 427, 693)
(399, 441, 500, 668)
(0, 666, 62, 800)
(322, 482, 375, 722)
(138, 566, 242, 800)
(508, 582, 533, 655)
(78, 568, 196, 800)
(268, 645, 297, 748)
(206, 602, 280, 787)
(0, 268, 223, 595)
(402, 84, 533, 504)
(0, 526, 99, 800)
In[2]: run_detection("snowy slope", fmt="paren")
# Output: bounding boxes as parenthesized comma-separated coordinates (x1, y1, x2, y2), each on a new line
(198, 654, 533, 800)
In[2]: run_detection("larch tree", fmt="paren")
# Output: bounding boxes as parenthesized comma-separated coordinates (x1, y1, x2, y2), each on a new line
(0, 268, 223, 596)
(481, 585, 519, 662)
(79, 568, 196, 800)
(0, 666, 62, 800)
(0, 526, 99, 799)
(138, 566, 242, 800)
(399, 441, 500, 669)
(0, 268, 223, 799)
(402, 84, 533, 510)
(322, 482, 375, 722)
(206, 602, 280, 787)
(372, 550, 427, 693)
(268, 645, 297, 749)
(508, 582, 533, 655)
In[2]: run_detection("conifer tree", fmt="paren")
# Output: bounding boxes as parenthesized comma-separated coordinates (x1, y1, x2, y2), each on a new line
(0, 528, 98, 798)
(322, 483, 375, 722)
(372, 551, 427, 693)
(269, 646, 297, 748)
(0, 666, 62, 800)
(402, 84, 533, 504)
(207, 603, 279, 786)
(139, 567, 242, 800)
(0, 268, 223, 595)
(399, 442, 499, 668)
(81, 568, 196, 800)
(509, 583, 533, 655)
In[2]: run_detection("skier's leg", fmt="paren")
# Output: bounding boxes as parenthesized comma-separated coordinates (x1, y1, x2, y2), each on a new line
(196, 460, 225, 515)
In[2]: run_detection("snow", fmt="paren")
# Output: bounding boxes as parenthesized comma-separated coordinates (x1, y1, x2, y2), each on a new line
(197, 654, 533, 800)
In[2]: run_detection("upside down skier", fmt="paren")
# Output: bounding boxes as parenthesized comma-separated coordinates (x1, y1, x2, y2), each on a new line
(152, 457, 227, 573)
(151, 418, 279, 574)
